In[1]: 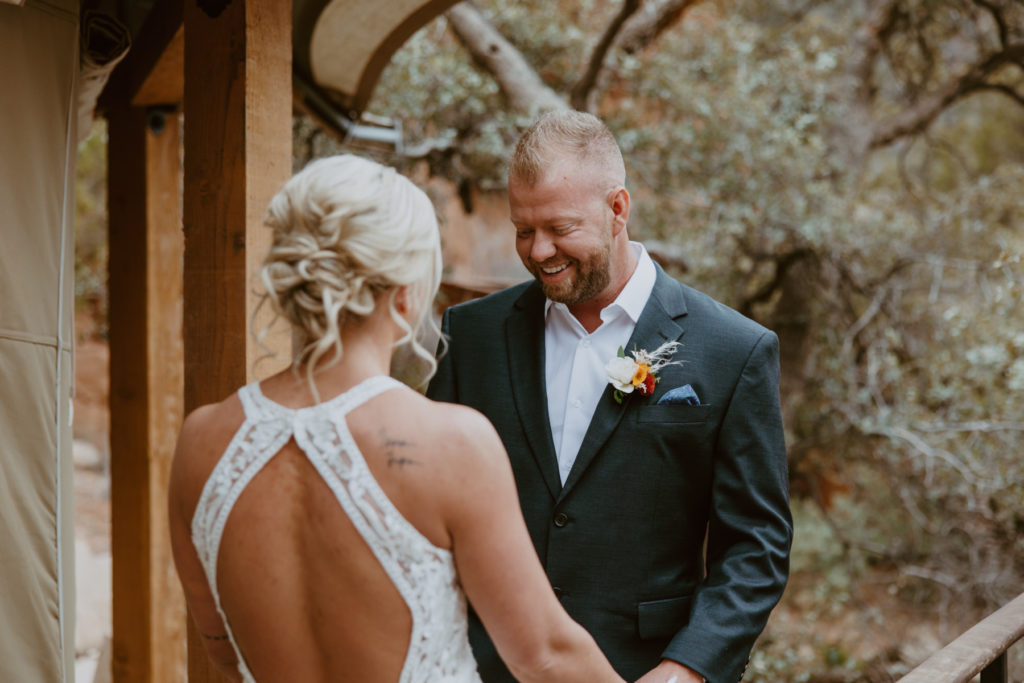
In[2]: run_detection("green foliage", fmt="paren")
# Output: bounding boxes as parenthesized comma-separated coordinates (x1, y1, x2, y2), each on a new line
(362, 0, 1024, 674)
(369, 0, 652, 186)
(75, 119, 109, 337)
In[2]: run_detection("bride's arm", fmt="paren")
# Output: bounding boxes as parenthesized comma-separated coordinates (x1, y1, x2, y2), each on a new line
(168, 406, 244, 682)
(438, 406, 624, 683)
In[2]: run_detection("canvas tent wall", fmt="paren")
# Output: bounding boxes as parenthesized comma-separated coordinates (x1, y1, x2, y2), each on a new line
(0, 1, 79, 680)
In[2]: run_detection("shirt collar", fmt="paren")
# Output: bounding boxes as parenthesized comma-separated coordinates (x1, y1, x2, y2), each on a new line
(544, 241, 657, 324)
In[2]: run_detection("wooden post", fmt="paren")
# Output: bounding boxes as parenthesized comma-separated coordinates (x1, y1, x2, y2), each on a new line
(182, 0, 292, 679)
(107, 105, 187, 682)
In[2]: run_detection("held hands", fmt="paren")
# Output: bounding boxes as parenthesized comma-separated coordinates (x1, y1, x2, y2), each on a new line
(634, 659, 704, 683)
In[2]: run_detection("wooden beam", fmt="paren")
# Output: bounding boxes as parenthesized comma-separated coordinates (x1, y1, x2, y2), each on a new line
(99, 0, 184, 110)
(133, 25, 184, 107)
(182, 0, 292, 678)
(107, 105, 187, 683)
(900, 591, 1024, 682)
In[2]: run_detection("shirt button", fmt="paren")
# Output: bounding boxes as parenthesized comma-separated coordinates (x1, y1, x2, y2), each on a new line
(581, 339, 591, 348)
(553, 512, 569, 527)
(572, 398, 581, 409)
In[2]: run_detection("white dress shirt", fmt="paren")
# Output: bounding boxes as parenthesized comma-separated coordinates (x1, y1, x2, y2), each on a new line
(544, 242, 657, 484)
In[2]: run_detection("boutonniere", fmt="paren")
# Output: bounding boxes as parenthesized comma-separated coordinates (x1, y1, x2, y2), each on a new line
(604, 341, 682, 404)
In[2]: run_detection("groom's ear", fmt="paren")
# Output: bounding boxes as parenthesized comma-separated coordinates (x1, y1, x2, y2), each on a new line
(609, 186, 630, 236)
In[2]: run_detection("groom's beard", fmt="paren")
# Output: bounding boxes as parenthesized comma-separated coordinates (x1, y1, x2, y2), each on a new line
(530, 243, 612, 306)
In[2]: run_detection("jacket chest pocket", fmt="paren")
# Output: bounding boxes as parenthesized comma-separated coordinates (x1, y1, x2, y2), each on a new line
(631, 405, 716, 470)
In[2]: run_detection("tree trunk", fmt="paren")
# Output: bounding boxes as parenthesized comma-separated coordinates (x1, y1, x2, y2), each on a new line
(445, 2, 565, 113)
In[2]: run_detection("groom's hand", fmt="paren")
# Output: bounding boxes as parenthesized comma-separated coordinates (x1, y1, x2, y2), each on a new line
(634, 659, 704, 683)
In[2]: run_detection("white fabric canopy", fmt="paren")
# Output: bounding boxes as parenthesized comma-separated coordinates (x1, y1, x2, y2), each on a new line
(0, 1, 79, 680)
(298, 0, 461, 114)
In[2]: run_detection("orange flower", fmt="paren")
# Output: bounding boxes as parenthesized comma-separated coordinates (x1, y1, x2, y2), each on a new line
(606, 342, 682, 404)
(631, 363, 649, 387)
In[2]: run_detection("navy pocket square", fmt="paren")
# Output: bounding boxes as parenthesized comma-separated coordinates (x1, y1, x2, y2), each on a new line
(657, 384, 701, 406)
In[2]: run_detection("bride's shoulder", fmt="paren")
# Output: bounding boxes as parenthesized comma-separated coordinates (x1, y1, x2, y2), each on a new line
(171, 394, 246, 500)
(387, 391, 498, 447)
(177, 393, 245, 452)
(371, 391, 504, 472)
(419, 396, 495, 434)
(416, 399, 505, 464)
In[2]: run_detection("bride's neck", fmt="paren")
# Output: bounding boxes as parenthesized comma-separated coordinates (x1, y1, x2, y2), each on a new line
(302, 304, 403, 387)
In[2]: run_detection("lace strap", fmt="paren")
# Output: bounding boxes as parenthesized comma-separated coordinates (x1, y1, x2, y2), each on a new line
(237, 383, 263, 417)
(241, 375, 404, 419)
(190, 403, 293, 682)
(329, 375, 404, 416)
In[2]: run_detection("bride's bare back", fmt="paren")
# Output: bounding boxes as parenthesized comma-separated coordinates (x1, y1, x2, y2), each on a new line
(171, 374, 483, 682)
(220, 437, 412, 681)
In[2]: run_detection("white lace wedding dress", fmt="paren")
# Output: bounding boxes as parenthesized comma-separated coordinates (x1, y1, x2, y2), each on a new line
(190, 376, 482, 682)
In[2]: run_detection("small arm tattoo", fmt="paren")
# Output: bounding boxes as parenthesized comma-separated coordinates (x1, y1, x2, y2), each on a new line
(202, 632, 230, 641)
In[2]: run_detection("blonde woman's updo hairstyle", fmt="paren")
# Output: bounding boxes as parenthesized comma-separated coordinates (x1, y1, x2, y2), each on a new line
(260, 154, 442, 391)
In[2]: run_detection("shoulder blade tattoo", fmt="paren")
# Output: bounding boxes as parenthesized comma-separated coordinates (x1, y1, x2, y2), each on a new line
(380, 428, 421, 468)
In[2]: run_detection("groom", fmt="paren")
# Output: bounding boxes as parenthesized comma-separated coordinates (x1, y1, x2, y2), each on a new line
(427, 110, 792, 683)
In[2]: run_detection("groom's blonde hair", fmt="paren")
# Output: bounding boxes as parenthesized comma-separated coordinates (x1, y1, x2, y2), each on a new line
(509, 109, 625, 190)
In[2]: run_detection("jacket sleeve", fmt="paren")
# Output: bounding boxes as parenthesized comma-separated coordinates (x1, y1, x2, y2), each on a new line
(663, 330, 793, 683)
(426, 307, 457, 404)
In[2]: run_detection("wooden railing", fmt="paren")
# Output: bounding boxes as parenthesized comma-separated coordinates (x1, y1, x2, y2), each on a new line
(901, 592, 1024, 682)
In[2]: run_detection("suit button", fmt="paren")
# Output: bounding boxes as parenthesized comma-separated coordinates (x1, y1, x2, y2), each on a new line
(553, 512, 569, 527)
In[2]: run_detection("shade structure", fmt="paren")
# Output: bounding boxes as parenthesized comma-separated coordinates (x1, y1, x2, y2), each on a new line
(109, 0, 462, 121)
(0, 1, 79, 681)
(296, 0, 461, 116)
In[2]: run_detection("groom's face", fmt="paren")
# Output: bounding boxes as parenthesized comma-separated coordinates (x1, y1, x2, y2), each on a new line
(509, 158, 616, 306)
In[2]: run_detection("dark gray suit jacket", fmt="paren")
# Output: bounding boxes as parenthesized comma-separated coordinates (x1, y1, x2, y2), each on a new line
(427, 265, 792, 683)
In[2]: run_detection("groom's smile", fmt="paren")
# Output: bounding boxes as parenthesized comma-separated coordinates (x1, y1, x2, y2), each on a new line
(535, 259, 574, 287)
(540, 262, 569, 276)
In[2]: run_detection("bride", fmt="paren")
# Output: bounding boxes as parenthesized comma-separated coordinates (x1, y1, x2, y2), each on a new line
(168, 155, 623, 682)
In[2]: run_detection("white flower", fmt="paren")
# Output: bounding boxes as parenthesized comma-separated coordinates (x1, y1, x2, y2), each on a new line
(604, 341, 683, 403)
(605, 356, 639, 393)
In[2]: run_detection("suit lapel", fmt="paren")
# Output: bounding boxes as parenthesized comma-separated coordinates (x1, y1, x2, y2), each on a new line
(558, 266, 688, 501)
(506, 283, 562, 500)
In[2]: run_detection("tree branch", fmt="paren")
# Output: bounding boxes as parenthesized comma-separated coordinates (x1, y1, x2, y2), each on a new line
(970, 0, 1008, 50)
(861, 424, 981, 484)
(974, 82, 1024, 108)
(447, 1, 704, 115)
(569, 0, 643, 111)
(850, 0, 901, 110)
(737, 246, 815, 317)
(869, 43, 1024, 148)
(617, 0, 702, 55)
(445, 2, 565, 114)
(840, 285, 887, 361)
(912, 420, 1024, 434)
(839, 0, 901, 167)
